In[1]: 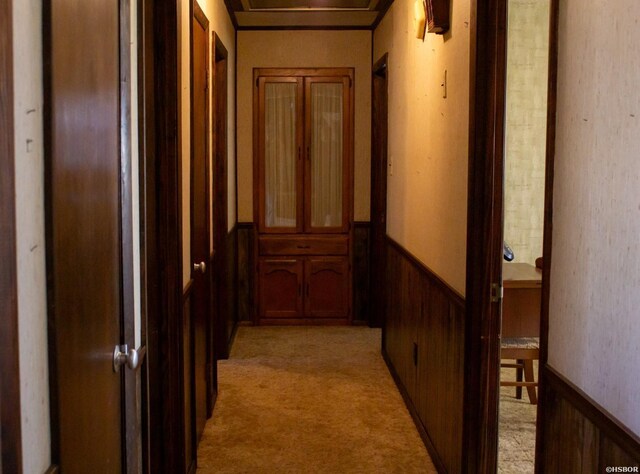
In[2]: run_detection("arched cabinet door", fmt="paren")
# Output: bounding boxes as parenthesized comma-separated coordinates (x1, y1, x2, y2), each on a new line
(258, 258, 304, 319)
(304, 257, 350, 319)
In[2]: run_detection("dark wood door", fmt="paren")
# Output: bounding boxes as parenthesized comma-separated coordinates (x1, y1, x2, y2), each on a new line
(46, 0, 125, 470)
(259, 258, 304, 319)
(370, 55, 388, 329)
(190, 2, 210, 446)
(305, 257, 350, 319)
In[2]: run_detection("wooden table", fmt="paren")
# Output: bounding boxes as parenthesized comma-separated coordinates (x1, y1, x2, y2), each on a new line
(502, 262, 542, 338)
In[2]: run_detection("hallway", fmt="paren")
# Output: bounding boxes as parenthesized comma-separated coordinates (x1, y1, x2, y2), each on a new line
(196, 327, 436, 473)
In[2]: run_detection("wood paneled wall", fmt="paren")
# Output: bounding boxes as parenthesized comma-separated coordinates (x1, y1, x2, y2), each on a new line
(383, 238, 465, 473)
(352, 222, 371, 324)
(537, 366, 640, 472)
(237, 223, 255, 322)
(214, 225, 239, 360)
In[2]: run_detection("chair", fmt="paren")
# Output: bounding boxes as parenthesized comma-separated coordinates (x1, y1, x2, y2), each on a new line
(500, 258, 542, 404)
(500, 337, 539, 404)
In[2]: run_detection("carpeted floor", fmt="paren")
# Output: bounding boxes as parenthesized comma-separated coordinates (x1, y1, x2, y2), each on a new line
(197, 326, 437, 473)
(497, 364, 538, 473)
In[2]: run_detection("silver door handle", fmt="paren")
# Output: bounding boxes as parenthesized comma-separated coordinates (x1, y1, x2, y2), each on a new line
(193, 261, 206, 273)
(113, 344, 146, 372)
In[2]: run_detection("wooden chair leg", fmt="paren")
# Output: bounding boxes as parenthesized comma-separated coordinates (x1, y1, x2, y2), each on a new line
(516, 359, 523, 399)
(523, 359, 537, 404)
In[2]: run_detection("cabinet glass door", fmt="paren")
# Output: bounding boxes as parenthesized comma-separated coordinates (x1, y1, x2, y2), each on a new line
(305, 78, 349, 232)
(259, 78, 303, 232)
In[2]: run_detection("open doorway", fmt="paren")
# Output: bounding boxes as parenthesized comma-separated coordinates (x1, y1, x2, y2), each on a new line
(497, 0, 554, 471)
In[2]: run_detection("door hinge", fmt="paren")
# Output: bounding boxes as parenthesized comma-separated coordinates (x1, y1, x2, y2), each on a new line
(491, 283, 503, 303)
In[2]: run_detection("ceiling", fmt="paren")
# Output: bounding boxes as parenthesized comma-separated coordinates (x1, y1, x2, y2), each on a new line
(223, 0, 394, 29)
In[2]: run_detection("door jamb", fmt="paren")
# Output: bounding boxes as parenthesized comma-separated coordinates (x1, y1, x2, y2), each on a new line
(140, 0, 185, 472)
(0, 1, 23, 471)
(211, 33, 230, 361)
(464, 0, 560, 471)
(463, 0, 508, 471)
(534, 0, 560, 469)
(369, 52, 389, 330)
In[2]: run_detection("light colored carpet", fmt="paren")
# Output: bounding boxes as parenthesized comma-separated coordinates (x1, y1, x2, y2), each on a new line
(498, 363, 538, 473)
(197, 326, 436, 473)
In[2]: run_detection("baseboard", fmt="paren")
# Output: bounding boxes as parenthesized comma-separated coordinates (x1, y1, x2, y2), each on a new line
(382, 349, 447, 473)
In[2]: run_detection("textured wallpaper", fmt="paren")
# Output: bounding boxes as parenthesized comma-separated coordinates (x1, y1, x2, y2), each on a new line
(503, 0, 550, 265)
(548, 0, 640, 436)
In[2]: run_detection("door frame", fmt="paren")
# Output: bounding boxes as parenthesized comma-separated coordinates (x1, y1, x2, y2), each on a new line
(189, 0, 211, 453)
(463, 0, 560, 471)
(0, 1, 23, 471)
(211, 32, 230, 361)
(139, 0, 186, 472)
(369, 53, 389, 330)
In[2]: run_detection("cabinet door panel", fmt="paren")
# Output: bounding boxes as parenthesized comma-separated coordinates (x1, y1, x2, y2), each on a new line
(305, 257, 350, 318)
(259, 258, 303, 319)
(258, 77, 303, 233)
(304, 77, 351, 233)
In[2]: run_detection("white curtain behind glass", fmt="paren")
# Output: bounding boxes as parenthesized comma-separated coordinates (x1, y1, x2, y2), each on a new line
(265, 83, 297, 228)
(310, 83, 343, 228)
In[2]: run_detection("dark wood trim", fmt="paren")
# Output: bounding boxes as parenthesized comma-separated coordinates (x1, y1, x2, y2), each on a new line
(386, 237, 464, 307)
(369, 53, 388, 329)
(534, 0, 559, 469)
(0, 0, 23, 470)
(371, 0, 394, 30)
(462, 0, 507, 470)
(193, 0, 208, 30)
(222, 0, 240, 29)
(42, 0, 60, 465)
(382, 350, 446, 473)
(212, 32, 231, 361)
(237, 25, 372, 31)
(183, 279, 194, 301)
(141, 0, 186, 471)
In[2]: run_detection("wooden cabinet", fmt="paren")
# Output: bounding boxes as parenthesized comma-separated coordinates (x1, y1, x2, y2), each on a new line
(254, 68, 354, 325)
(258, 255, 350, 323)
(258, 258, 303, 319)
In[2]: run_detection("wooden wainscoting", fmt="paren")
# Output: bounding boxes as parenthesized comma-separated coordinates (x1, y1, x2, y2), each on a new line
(213, 225, 239, 360)
(537, 365, 640, 471)
(352, 221, 371, 325)
(383, 237, 465, 473)
(237, 223, 255, 323)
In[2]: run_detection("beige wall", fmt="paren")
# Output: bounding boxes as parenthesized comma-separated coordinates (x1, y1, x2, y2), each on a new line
(180, 0, 237, 286)
(12, 0, 51, 472)
(548, 0, 640, 435)
(236, 30, 372, 223)
(373, 0, 470, 295)
(503, 0, 550, 266)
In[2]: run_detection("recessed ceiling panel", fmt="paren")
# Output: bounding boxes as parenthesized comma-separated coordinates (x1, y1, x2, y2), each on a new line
(236, 11, 377, 27)
(228, 0, 392, 28)
(248, 0, 373, 10)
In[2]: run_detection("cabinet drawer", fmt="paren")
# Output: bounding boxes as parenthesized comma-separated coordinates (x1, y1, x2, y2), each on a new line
(259, 236, 348, 256)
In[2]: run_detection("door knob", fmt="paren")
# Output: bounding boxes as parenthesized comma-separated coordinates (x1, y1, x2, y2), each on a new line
(113, 344, 146, 372)
(193, 261, 206, 273)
